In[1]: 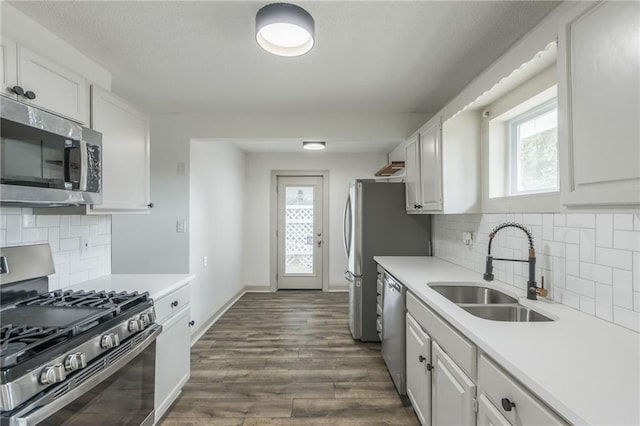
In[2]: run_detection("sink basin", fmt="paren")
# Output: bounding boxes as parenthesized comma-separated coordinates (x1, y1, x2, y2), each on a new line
(461, 304, 553, 322)
(429, 284, 518, 304)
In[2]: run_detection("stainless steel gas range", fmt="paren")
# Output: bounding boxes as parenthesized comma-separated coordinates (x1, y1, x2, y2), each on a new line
(0, 244, 160, 426)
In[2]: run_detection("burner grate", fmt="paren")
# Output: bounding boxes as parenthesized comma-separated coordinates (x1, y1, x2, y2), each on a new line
(20, 290, 143, 311)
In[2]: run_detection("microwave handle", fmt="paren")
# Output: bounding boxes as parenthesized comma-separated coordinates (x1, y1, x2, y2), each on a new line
(79, 140, 88, 191)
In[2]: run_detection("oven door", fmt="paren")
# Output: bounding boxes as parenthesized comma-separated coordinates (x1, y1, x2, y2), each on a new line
(5, 325, 161, 426)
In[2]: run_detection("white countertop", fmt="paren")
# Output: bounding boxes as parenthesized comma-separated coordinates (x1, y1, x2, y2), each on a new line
(65, 274, 194, 301)
(374, 256, 640, 426)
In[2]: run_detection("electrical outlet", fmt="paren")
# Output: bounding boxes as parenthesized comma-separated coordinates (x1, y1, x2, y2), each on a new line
(462, 231, 473, 246)
(176, 220, 186, 233)
(203, 256, 208, 267)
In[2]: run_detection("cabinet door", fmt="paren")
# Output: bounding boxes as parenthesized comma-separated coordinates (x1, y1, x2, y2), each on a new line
(404, 132, 422, 213)
(155, 306, 191, 421)
(431, 341, 476, 426)
(477, 394, 511, 426)
(18, 46, 88, 123)
(419, 119, 443, 211)
(0, 37, 17, 99)
(90, 86, 151, 213)
(558, 1, 640, 208)
(406, 314, 431, 425)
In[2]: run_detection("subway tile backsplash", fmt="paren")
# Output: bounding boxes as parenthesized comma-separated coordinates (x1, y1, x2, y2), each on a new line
(0, 207, 111, 290)
(432, 213, 640, 333)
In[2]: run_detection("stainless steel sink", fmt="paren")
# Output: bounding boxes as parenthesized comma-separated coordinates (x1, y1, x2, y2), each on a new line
(429, 284, 518, 304)
(461, 304, 553, 322)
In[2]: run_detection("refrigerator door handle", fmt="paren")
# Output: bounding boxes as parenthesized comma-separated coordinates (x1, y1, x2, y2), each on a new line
(344, 270, 354, 282)
(342, 196, 351, 258)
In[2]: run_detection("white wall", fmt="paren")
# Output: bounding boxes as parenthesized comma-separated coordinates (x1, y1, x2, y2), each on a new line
(0, 207, 111, 289)
(189, 140, 245, 335)
(432, 213, 640, 332)
(243, 152, 386, 289)
(112, 112, 427, 274)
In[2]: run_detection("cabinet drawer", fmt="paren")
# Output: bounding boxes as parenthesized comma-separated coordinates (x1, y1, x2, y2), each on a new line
(407, 291, 476, 379)
(478, 354, 567, 425)
(154, 284, 190, 324)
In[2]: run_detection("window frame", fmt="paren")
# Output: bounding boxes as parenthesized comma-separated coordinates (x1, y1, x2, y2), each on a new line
(507, 98, 559, 196)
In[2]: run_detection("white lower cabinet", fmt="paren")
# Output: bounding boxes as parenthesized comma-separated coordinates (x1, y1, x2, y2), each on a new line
(406, 313, 432, 425)
(405, 290, 566, 426)
(153, 285, 191, 424)
(477, 354, 566, 426)
(477, 394, 510, 426)
(431, 341, 476, 425)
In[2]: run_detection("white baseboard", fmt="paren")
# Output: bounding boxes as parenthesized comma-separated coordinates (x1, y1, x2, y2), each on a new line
(190, 289, 245, 346)
(244, 285, 272, 292)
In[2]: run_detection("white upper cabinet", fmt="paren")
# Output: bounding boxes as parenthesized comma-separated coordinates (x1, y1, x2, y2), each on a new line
(558, 1, 640, 209)
(90, 86, 151, 213)
(0, 38, 17, 99)
(1, 36, 88, 124)
(404, 132, 422, 212)
(419, 118, 443, 211)
(404, 112, 480, 214)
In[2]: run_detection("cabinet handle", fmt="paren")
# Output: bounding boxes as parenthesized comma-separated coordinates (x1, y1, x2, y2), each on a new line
(188, 320, 195, 327)
(171, 300, 179, 308)
(501, 398, 516, 412)
(418, 355, 425, 362)
(24, 90, 36, 100)
(10, 85, 24, 96)
(147, 203, 154, 208)
(426, 363, 433, 371)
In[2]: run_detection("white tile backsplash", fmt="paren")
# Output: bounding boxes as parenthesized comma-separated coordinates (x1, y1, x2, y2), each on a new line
(433, 213, 640, 332)
(0, 208, 111, 290)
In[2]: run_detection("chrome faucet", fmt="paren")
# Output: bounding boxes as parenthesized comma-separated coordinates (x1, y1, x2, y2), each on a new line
(482, 222, 545, 300)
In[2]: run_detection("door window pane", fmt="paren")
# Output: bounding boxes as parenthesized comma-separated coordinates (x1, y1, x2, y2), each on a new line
(285, 186, 314, 274)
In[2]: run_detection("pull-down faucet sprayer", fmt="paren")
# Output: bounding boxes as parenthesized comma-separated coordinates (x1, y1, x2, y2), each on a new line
(483, 222, 545, 300)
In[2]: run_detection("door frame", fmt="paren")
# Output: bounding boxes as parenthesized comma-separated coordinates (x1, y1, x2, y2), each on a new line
(270, 170, 330, 292)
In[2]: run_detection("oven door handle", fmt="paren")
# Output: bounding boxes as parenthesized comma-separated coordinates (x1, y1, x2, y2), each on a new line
(10, 324, 162, 426)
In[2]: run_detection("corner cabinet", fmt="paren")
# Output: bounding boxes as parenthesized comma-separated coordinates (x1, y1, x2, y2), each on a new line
(404, 111, 480, 214)
(153, 283, 191, 424)
(1, 36, 88, 124)
(557, 1, 640, 210)
(90, 86, 151, 213)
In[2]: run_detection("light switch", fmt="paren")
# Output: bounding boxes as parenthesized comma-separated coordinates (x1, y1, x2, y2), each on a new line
(203, 256, 208, 267)
(176, 220, 187, 233)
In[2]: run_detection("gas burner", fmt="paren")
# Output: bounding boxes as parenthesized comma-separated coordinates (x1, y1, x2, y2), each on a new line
(0, 325, 59, 359)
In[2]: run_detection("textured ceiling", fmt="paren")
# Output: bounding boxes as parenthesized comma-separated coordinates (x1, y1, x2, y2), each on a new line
(10, 1, 559, 116)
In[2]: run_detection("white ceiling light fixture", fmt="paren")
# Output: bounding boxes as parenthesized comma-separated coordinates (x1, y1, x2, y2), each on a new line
(256, 3, 315, 57)
(302, 141, 326, 151)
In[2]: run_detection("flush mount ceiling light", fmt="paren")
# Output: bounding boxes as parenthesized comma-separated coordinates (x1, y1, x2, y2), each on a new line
(256, 3, 315, 57)
(302, 141, 326, 150)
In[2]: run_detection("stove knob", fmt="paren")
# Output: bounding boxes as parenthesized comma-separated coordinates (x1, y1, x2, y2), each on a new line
(40, 364, 66, 384)
(139, 312, 154, 326)
(100, 333, 120, 349)
(128, 319, 143, 332)
(64, 352, 87, 371)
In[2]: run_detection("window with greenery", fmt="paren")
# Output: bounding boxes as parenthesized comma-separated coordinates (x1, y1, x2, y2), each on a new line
(507, 99, 558, 195)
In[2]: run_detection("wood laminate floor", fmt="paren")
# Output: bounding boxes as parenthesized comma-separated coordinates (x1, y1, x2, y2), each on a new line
(161, 291, 419, 426)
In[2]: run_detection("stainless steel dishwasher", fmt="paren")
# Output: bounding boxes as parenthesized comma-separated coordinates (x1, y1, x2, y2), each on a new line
(381, 271, 406, 396)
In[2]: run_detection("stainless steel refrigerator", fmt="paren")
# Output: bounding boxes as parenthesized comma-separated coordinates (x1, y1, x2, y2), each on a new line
(343, 180, 431, 342)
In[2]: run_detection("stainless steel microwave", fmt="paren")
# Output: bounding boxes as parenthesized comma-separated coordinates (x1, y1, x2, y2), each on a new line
(0, 97, 102, 206)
